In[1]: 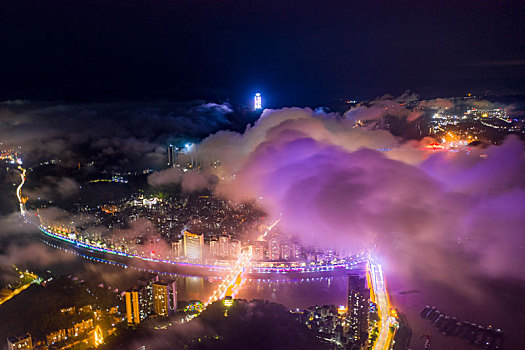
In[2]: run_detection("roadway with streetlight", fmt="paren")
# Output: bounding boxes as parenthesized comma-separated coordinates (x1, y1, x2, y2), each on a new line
(369, 259, 398, 350)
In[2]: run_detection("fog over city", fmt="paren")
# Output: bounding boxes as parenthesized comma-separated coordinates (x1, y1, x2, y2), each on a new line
(2, 1, 525, 349)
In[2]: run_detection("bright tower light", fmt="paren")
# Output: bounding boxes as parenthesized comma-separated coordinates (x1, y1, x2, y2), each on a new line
(254, 93, 262, 110)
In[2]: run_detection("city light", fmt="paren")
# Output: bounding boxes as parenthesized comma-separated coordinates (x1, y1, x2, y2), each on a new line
(93, 326, 104, 347)
(2, 2, 521, 347)
(223, 296, 233, 307)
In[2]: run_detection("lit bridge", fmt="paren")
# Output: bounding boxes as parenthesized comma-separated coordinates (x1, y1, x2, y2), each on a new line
(368, 259, 398, 350)
(205, 248, 252, 306)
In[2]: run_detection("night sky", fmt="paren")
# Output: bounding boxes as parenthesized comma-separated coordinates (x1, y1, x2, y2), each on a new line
(1, 0, 525, 106)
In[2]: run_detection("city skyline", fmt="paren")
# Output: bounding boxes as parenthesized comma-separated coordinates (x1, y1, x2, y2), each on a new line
(1, 96, 524, 349)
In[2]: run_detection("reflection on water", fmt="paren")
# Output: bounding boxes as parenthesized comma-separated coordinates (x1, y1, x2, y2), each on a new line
(174, 275, 353, 309)
(177, 276, 218, 301)
(59, 258, 358, 309)
(239, 276, 350, 309)
(174, 275, 359, 310)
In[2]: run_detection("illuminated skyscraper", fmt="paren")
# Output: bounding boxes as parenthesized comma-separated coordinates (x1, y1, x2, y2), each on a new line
(171, 240, 182, 258)
(269, 238, 280, 261)
(219, 234, 230, 258)
(7, 333, 32, 350)
(152, 280, 177, 317)
(253, 241, 266, 261)
(325, 249, 335, 262)
(229, 239, 241, 258)
(183, 230, 204, 260)
(125, 280, 153, 326)
(209, 238, 219, 257)
(280, 243, 291, 260)
(254, 93, 262, 110)
(346, 274, 370, 345)
(292, 241, 301, 260)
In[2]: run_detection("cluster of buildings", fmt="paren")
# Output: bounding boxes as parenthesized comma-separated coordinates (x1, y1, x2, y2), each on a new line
(5, 273, 181, 350)
(209, 235, 241, 259)
(7, 333, 32, 350)
(429, 104, 524, 145)
(259, 238, 301, 261)
(33, 139, 360, 270)
(123, 274, 178, 327)
(171, 230, 348, 266)
(172, 230, 304, 262)
(252, 237, 355, 264)
(0, 148, 22, 165)
(295, 274, 375, 349)
(6, 304, 116, 350)
(40, 189, 264, 261)
(349, 95, 524, 147)
(39, 203, 355, 269)
(87, 191, 261, 242)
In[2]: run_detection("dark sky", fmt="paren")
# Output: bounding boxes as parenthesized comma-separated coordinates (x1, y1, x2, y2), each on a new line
(1, 0, 524, 106)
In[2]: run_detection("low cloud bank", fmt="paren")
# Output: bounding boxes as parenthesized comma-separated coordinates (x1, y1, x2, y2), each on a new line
(0, 100, 246, 171)
(188, 105, 525, 303)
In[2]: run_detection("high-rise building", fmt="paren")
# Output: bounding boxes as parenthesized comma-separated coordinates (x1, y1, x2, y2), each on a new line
(152, 280, 177, 317)
(219, 234, 230, 258)
(325, 249, 335, 262)
(209, 238, 219, 257)
(253, 241, 266, 261)
(254, 93, 262, 110)
(292, 241, 301, 260)
(125, 280, 153, 326)
(183, 231, 204, 260)
(347, 275, 370, 346)
(280, 243, 291, 260)
(171, 240, 182, 258)
(269, 238, 280, 261)
(229, 239, 241, 258)
(7, 333, 32, 350)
